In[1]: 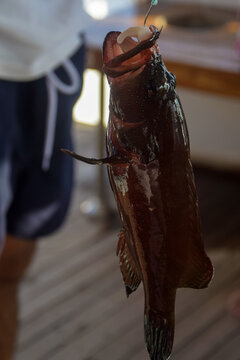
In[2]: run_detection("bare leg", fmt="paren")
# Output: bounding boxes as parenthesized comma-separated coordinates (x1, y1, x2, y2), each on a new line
(227, 290, 240, 319)
(0, 234, 36, 360)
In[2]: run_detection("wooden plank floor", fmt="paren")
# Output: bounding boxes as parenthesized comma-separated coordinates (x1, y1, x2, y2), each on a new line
(14, 125, 240, 360)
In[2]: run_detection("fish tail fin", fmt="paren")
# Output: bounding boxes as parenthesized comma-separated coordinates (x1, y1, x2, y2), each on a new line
(144, 311, 174, 360)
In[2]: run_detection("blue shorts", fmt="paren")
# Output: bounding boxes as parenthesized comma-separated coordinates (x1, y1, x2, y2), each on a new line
(0, 44, 85, 246)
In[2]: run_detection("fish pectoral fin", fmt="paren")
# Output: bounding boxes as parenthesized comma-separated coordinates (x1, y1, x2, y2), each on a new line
(117, 230, 141, 297)
(61, 148, 113, 165)
(61, 149, 128, 165)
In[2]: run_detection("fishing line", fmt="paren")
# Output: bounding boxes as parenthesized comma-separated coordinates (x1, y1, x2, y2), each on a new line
(144, 0, 159, 26)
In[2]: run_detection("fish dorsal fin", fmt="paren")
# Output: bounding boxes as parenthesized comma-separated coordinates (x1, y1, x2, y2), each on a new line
(117, 230, 142, 296)
(177, 160, 214, 289)
(178, 246, 213, 289)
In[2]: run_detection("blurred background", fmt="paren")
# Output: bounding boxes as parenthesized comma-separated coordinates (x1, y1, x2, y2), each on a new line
(15, 0, 240, 359)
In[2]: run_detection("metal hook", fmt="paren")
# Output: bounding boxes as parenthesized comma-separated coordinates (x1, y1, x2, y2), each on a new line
(144, 0, 159, 26)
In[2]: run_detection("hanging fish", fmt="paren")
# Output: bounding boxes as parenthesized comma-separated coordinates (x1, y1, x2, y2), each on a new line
(62, 24, 213, 360)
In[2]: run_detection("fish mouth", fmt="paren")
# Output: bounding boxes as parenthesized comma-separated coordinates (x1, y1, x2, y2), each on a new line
(103, 25, 161, 79)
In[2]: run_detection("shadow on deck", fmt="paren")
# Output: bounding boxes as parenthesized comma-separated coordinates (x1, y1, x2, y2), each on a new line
(15, 125, 240, 360)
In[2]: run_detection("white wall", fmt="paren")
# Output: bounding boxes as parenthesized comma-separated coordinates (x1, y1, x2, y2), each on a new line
(178, 88, 240, 169)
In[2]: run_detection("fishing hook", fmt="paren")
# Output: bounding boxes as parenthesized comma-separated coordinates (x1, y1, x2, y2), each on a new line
(144, 0, 159, 26)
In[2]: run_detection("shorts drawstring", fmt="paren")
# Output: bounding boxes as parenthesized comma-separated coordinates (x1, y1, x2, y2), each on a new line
(42, 58, 81, 171)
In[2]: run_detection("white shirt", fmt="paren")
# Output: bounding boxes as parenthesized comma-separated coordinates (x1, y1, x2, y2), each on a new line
(0, 0, 91, 81)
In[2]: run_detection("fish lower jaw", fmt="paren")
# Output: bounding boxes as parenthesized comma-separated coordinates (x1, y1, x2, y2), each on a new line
(117, 26, 152, 53)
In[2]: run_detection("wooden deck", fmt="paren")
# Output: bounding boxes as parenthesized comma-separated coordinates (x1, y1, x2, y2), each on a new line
(14, 125, 240, 360)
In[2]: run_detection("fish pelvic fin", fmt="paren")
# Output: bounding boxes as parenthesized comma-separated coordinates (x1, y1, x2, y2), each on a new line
(61, 148, 127, 165)
(117, 229, 141, 297)
(144, 312, 174, 360)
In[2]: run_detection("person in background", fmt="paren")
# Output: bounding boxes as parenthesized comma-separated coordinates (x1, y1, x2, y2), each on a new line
(0, 2, 91, 359)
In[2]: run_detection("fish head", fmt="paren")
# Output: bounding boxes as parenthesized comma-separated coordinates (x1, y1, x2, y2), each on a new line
(103, 25, 176, 123)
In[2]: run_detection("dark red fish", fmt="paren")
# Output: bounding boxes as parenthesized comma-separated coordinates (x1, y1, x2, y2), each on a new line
(63, 25, 213, 360)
